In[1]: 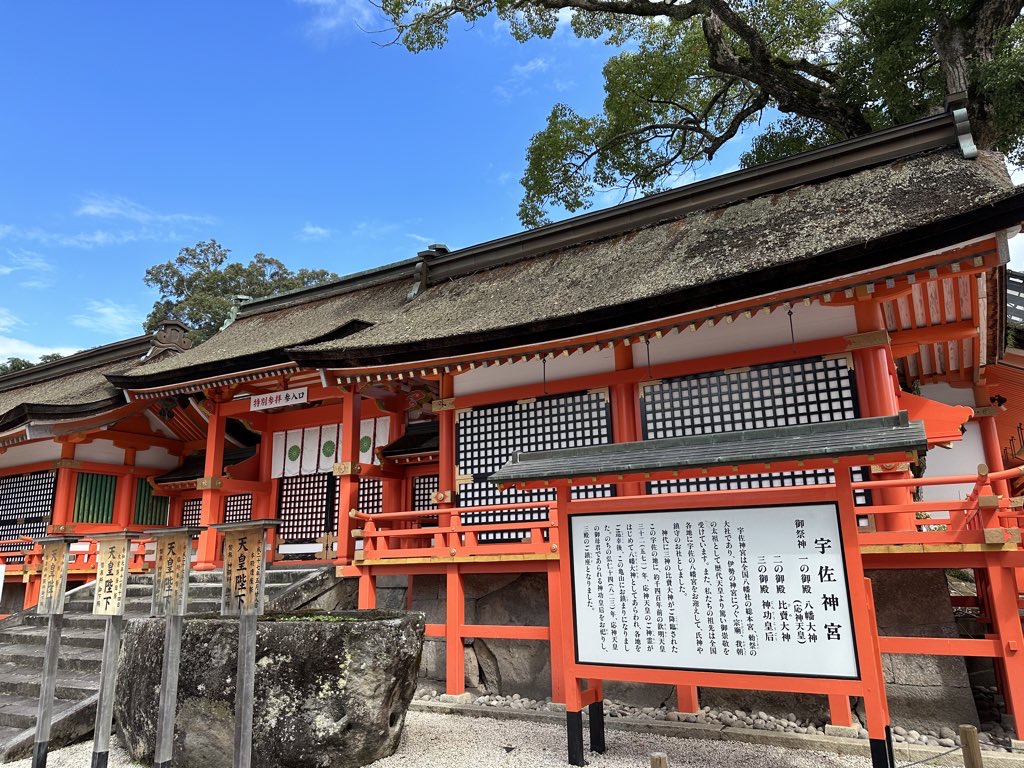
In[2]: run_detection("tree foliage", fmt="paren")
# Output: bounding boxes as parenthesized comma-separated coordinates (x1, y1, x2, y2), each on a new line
(0, 353, 64, 377)
(381, 0, 1024, 226)
(0, 358, 35, 376)
(144, 240, 339, 344)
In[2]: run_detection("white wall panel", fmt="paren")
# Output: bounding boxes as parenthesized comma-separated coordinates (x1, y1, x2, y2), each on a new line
(635, 304, 857, 369)
(454, 345, 616, 397)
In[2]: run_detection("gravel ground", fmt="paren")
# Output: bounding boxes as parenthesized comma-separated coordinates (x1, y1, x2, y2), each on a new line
(7, 711, 875, 768)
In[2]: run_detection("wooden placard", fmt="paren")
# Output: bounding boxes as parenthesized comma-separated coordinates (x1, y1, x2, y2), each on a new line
(36, 540, 72, 616)
(150, 530, 195, 617)
(91, 536, 133, 617)
(217, 522, 280, 617)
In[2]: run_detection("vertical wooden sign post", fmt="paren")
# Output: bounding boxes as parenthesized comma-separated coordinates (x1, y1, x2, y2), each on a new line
(31, 535, 78, 768)
(213, 521, 280, 768)
(148, 527, 202, 768)
(90, 532, 138, 768)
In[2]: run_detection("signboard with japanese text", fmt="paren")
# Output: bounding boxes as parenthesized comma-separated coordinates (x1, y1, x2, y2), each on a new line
(568, 503, 859, 679)
(92, 537, 131, 616)
(221, 526, 268, 616)
(37, 540, 71, 615)
(152, 531, 192, 616)
(250, 387, 307, 412)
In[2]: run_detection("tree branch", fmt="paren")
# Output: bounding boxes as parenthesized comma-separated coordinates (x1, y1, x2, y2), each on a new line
(701, 8, 872, 137)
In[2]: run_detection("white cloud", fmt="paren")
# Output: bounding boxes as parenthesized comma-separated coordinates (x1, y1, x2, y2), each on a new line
(495, 56, 562, 102)
(76, 194, 211, 226)
(0, 308, 21, 333)
(298, 222, 332, 241)
(70, 300, 143, 337)
(512, 57, 551, 79)
(352, 219, 401, 240)
(0, 196, 212, 251)
(0, 336, 79, 363)
(406, 233, 434, 244)
(294, 0, 378, 36)
(0, 249, 53, 277)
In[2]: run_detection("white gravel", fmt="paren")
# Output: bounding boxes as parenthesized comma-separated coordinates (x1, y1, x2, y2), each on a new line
(12, 710, 876, 768)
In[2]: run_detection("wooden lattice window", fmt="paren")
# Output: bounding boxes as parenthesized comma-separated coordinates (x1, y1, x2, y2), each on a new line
(73, 472, 117, 524)
(0, 470, 56, 557)
(357, 478, 383, 515)
(456, 389, 614, 541)
(641, 356, 869, 503)
(182, 498, 202, 529)
(411, 474, 439, 511)
(224, 494, 253, 524)
(134, 479, 169, 526)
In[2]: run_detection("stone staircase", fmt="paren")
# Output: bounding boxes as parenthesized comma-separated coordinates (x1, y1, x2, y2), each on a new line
(0, 567, 343, 762)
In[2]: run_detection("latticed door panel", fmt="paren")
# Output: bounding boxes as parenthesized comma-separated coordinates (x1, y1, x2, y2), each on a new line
(456, 389, 614, 542)
(0, 470, 56, 560)
(641, 356, 869, 503)
(411, 474, 439, 512)
(224, 494, 253, 524)
(182, 498, 202, 537)
(277, 472, 336, 541)
(357, 478, 383, 515)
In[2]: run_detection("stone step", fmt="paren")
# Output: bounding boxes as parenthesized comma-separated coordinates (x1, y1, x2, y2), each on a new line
(0, 694, 79, 730)
(0, 724, 23, 748)
(0, 626, 105, 649)
(63, 598, 151, 613)
(0, 644, 103, 673)
(0, 666, 99, 700)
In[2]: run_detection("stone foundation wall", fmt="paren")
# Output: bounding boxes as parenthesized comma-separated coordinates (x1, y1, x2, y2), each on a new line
(381, 568, 980, 728)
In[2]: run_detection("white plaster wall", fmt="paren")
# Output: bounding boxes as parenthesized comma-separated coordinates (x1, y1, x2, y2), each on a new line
(75, 439, 125, 466)
(919, 383, 984, 502)
(133, 446, 180, 470)
(453, 345, 617, 397)
(0, 439, 61, 469)
(634, 303, 857, 368)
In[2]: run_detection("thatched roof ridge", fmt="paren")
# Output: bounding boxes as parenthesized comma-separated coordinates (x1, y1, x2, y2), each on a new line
(0, 335, 152, 431)
(112, 147, 1021, 389)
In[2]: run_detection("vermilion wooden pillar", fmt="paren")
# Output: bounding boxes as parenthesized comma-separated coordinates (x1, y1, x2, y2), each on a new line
(853, 301, 914, 531)
(194, 402, 226, 570)
(255, 436, 277, 561)
(985, 564, 1024, 734)
(112, 448, 136, 529)
(50, 443, 77, 530)
(435, 374, 465, 694)
(335, 387, 362, 564)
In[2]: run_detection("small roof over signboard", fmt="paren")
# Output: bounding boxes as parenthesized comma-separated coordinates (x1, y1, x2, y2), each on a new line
(489, 413, 927, 485)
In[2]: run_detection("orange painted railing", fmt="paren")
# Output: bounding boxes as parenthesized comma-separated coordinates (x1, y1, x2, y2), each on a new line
(349, 501, 558, 562)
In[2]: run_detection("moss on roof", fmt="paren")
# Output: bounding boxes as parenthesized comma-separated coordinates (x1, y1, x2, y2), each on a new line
(115, 148, 1017, 384)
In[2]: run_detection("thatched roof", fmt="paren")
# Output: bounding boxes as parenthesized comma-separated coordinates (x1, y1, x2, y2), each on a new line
(0, 336, 151, 432)
(112, 145, 1023, 390)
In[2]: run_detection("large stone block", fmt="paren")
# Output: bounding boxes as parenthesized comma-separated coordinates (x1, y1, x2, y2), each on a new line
(115, 611, 424, 768)
(868, 569, 978, 730)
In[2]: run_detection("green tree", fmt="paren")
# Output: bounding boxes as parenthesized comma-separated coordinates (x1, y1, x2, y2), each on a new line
(0, 357, 35, 376)
(144, 240, 339, 344)
(381, 0, 1023, 226)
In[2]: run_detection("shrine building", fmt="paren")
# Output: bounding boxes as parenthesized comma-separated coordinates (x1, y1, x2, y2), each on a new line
(1, 106, 1024, 759)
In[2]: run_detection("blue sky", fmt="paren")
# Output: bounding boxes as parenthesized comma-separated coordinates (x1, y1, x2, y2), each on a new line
(1, 3, 1020, 361)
